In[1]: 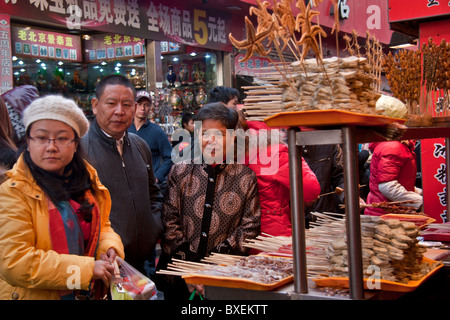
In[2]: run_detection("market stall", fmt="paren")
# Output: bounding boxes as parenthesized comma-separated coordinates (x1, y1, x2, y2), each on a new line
(156, 0, 450, 300)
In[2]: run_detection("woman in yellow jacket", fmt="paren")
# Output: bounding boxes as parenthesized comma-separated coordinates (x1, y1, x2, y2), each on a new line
(0, 95, 124, 300)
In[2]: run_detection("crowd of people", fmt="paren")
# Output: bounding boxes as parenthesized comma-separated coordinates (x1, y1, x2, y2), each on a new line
(0, 77, 423, 300)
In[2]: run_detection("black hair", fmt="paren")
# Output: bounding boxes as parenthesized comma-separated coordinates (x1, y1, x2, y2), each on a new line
(181, 113, 196, 129)
(95, 74, 136, 100)
(207, 86, 240, 104)
(24, 128, 94, 221)
(196, 102, 238, 130)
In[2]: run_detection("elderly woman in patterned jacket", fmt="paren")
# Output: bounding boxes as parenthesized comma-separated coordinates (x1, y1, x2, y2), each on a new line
(156, 102, 261, 300)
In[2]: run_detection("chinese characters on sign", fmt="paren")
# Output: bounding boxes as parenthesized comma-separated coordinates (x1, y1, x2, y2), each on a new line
(11, 26, 82, 61)
(234, 53, 271, 77)
(146, 3, 228, 47)
(2, 0, 232, 52)
(84, 33, 144, 62)
(0, 14, 13, 94)
(422, 139, 449, 223)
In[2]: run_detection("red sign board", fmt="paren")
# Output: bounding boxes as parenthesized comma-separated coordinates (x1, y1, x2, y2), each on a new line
(310, 0, 394, 44)
(388, 0, 450, 22)
(84, 33, 144, 62)
(421, 139, 448, 223)
(1, 0, 235, 52)
(0, 14, 13, 94)
(419, 27, 450, 224)
(11, 26, 82, 62)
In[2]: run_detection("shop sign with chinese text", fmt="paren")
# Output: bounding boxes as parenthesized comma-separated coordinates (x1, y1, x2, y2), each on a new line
(1, 0, 233, 52)
(234, 53, 271, 77)
(421, 139, 448, 223)
(11, 26, 82, 62)
(0, 14, 13, 94)
(84, 33, 144, 62)
(388, 0, 450, 22)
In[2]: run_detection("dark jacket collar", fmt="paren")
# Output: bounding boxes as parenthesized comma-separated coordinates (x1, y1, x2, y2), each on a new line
(90, 117, 130, 149)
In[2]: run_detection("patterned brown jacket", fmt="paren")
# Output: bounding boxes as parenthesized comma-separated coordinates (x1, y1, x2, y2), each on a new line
(161, 162, 261, 261)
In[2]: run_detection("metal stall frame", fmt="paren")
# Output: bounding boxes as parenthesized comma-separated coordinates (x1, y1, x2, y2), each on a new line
(203, 124, 450, 300)
(288, 125, 450, 300)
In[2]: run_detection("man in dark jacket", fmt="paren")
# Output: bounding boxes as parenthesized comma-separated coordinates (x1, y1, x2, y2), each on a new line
(128, 91, 173, 196)
(81, 75, 163, 276)
(302, 144, 345, 221)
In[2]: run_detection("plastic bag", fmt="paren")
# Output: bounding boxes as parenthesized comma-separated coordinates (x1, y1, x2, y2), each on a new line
(110, 257, 158, 300)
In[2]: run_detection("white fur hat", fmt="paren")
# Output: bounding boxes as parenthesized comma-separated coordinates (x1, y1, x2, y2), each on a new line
(23, 95, 89, 138)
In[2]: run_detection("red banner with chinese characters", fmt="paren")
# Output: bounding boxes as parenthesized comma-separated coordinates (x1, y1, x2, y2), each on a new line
(421, 139, 448, 223)
(419, 25, 449, 224)
(1, 0, 237, 52)
(0, 14, 13, 94)
(84, 33, 144, 62)
(11, 26, 82, 62)
(388, 0, 450, 22)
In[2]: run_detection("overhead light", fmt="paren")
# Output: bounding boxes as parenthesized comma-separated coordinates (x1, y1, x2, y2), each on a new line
(115, 66, 120, 71)
(172, 57, 179, 62)
(58, 61, 64, 65)
(18, 60, 24, 65)
(101, 61, 107, 65)
(116, 63, 122, 67)
(36, 59, 41, 63)
(161, 56, 164, 60)
(100, 68, 104, 72)
(40, 63, 46, 67)
(389, 43, 416, 49)
(58, 68, 63, 72)
(129, 58, 135, 63)
(12, 56, 17, 61)
(226, 6, 241, 10)
(190, 52, 197, 57)
(205, 53, 211, 58)
(83, 35, 91, 40)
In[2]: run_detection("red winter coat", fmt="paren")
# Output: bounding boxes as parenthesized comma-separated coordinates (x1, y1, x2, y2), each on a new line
(365, 141, 417, 216)
(246, 142, 320, 236)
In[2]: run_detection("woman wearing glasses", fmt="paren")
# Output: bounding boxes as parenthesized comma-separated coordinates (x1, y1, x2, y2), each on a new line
(0, 95, 124, 300)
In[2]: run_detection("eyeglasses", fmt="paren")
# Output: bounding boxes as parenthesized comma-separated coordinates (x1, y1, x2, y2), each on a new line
(28, 136, 76, 147)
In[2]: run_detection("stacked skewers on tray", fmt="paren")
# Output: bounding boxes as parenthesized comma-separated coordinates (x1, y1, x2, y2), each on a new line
(156, 211, 443, 292)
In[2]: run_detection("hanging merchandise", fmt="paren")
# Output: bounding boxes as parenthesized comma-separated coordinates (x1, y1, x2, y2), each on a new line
(182, 88, 195, 109)
(192, 62, 205, 85)
(178, 63, 190, 86)
(195, 86, 208, 108)
(170, 88, 182, 110)
(166, 65, 176, 87)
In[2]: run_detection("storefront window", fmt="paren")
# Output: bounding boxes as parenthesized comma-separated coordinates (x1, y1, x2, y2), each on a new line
(9, 26, 220, 130)
(161, 43, 217, 108)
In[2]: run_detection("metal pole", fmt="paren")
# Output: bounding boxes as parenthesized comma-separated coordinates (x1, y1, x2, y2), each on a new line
(287, 128, 308, 294)
(341, 126, 364, 299)
(446, 137, 450, 223)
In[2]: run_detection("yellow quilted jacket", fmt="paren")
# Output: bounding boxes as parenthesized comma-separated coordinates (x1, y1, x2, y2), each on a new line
(0, 155, 124, 300)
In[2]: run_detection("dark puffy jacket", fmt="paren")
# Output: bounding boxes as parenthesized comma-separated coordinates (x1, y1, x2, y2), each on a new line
(365, 141, 417, 216)
(303, 144, 345, 216)
(81, 119, 163, 274)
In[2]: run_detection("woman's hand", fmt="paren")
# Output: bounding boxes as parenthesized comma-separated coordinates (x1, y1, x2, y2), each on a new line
(93, 260, 114, 287)
(103, 248, 118, 263)
(93, 248, 118, 286)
